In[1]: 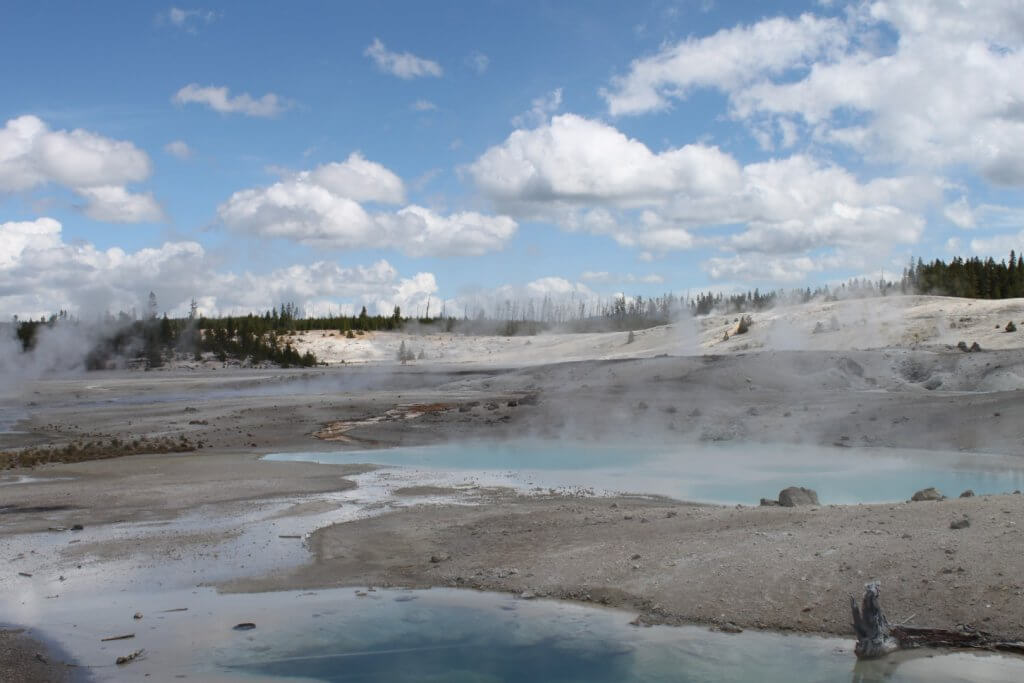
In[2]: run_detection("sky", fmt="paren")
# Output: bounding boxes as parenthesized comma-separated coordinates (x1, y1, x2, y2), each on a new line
(2, 0, 1024, 319)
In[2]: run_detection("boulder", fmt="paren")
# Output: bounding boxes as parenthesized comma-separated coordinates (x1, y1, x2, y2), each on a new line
(911, 487, 944, 502)
(959, 489, 975, 498)
(778, 486, 819, 507)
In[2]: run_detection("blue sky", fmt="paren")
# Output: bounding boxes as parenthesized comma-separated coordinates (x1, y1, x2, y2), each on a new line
(2, 1, 1023, 318)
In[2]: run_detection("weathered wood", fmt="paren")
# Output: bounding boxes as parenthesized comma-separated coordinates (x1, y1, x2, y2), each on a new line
(851, 582, 1024, 659)
(851, 581, 898, 658)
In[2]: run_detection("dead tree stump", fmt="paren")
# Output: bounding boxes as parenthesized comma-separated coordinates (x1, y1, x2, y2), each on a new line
(851, 581, 1024, 659)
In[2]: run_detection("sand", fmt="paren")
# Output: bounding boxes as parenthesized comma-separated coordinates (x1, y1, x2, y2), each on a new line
(3, 295, 1024, 676)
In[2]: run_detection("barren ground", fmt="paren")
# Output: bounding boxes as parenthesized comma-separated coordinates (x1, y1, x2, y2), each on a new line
(3, 296, 1024, 679)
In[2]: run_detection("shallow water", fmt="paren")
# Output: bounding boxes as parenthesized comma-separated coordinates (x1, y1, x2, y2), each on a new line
(5, 586, 1023, 682)
(266, 440, 1024, 505)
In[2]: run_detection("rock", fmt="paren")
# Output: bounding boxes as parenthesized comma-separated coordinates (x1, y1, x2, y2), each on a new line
(970, 342, 982, 352)
(778, 487, 819, 507)
(719, 622, 743, 633)
(70, 524, 83, 531)
(519, 591, 536, 600)
(232, 623, 256, 631)
(959, 489, 975, 498)
(911, 487, 944, 502)
(957, 341, 969, 352)
(429, 553, 450, 564)
(950, 517, 970, 530)
(760, 498, 780, 507)
(133, 612, 143, 620)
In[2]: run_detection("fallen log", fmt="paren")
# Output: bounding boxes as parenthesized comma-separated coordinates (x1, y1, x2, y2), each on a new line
(851, 581, 1024, 659)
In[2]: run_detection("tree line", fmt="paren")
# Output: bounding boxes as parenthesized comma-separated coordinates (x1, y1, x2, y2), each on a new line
(902, 251, 1024, 299)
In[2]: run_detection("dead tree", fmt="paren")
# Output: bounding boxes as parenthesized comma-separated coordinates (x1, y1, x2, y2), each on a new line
(851, 581, 1024, 659)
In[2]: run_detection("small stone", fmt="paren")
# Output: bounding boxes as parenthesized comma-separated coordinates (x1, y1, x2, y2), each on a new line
(233, 622, 256, 631)
(950, 517, 970, 530)
(719, 622, 743, 633)
(133, 612, 143, 620)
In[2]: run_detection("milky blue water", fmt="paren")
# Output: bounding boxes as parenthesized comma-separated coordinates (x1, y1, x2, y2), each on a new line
(265, 440, 1024, 505)
(6, 584, 1024, 682)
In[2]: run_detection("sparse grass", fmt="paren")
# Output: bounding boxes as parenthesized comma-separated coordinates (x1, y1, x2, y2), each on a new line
(0, 436, 196, 469)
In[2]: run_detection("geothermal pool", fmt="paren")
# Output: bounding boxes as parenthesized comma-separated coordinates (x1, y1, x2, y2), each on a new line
(265, 440, 1024, 505)
(5, 586, 1024, 682)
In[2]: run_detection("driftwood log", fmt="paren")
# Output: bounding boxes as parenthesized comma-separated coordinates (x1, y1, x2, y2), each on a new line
(851, 581, 1024, 659)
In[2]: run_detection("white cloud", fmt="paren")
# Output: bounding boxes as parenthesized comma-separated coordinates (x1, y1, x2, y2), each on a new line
(173, 84, 290, 117)
(602, 13, 847, 116)
(0, 115, 160, 224)
(306, 153, 406, 204)
(0, 115, 150, 191)
(0, 217, 438, 320)
(218, 154, 516, 257)
(602, 2, 1024, 186)
(412, 99, 438, 111)
(76, 186, 164, 223)
(468, 114, 932, 263)
(968, 231, 1024, 259)
(944, 196, 976, 229)
(511, 88, 563, 128)
(164, 140, 193, 160)
(470, 114, 741, 207)
(580, 271, 664, 285)
(466, 51, 490, 74)
(161, 7, 217, 33)
(364, 38, 443, 79)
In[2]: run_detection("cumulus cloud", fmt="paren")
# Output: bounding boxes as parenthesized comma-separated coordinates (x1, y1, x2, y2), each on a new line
(605, 1, 1024, 186)
(412, 99, 438, 111)
(76, 186, 164, 223)
(218, 153, 516, 256)
(0, 115, 161, 223)
(468, 114, 932, 268)
(0, 217, 437, 320)
(164, 140, 193, 159)
(364, 38, 443, 79)
(173, 84, 290, 117)
(602, 13, 847, 116)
